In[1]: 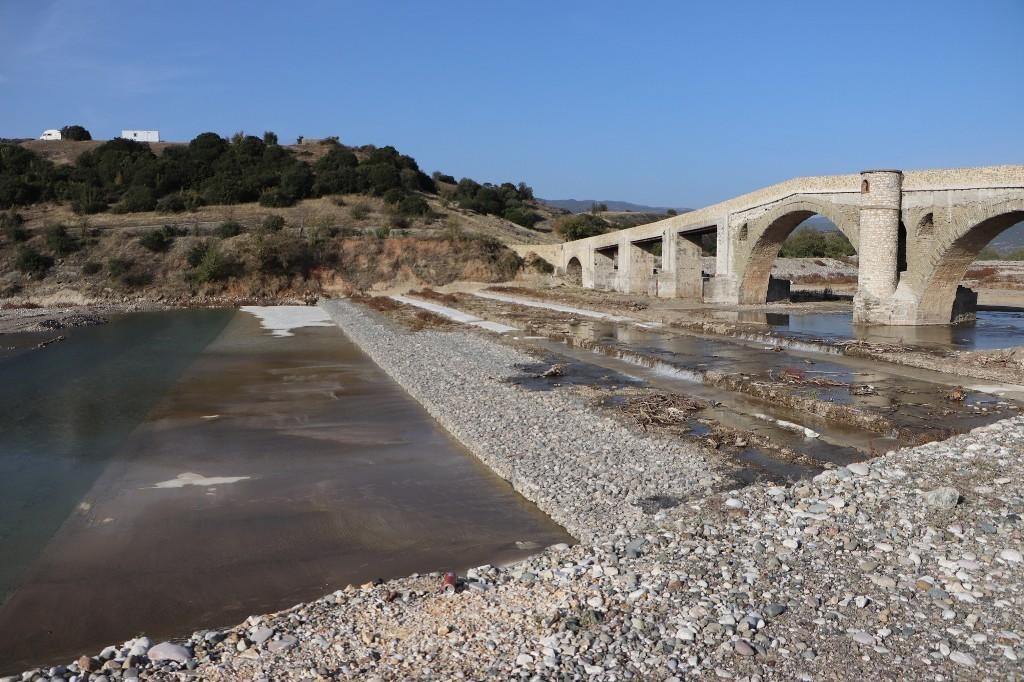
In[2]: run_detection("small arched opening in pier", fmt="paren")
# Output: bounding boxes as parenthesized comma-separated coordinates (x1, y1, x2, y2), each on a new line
(565, 257, 582, 285)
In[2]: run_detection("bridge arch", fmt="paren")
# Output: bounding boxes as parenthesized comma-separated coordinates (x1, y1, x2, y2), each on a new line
(912, 198, 1024, 323)
(735, 198, 860, 305)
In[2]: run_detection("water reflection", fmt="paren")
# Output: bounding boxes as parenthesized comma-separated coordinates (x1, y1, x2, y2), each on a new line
(761, 309, 1024, 350)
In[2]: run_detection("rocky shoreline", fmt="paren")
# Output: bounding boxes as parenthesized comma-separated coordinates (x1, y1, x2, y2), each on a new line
(6, 298, 1024, 681)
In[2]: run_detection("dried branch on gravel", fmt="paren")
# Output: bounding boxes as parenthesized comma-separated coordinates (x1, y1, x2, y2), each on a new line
(620, 393, 706, 431)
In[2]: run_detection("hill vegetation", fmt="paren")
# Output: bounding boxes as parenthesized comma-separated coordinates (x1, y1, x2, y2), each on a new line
(778, 226, 856, 258)
(0, 132, 565, 304)
(0, 132, 547, 230)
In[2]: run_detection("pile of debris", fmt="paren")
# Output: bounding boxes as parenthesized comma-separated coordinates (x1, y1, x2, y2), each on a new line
(619, 392, 706, 431)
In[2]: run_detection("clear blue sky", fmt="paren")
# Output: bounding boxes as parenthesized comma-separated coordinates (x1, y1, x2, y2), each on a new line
(1, 1, 1022, 207)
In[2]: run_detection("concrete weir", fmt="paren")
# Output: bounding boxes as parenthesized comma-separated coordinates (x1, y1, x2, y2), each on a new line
(513, 165, 1024, 326)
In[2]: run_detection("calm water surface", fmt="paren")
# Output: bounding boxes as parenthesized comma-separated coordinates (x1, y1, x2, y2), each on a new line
(763, 309, 1024, 351)
(0, 309, 570, 673)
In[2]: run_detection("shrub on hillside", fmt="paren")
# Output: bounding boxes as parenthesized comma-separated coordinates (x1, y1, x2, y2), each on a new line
(554, 214, 607, 241)
(107, 257, 133, 278)
(261, 214, 286, 232)
(155, 193, 187, 213)
(349, 203, 370, 220)
(397, 194, 430, 216)
(0, 145, 52, 208)
(82, 261, 102, 275)
(503, 206, 542, 228)
(138, 226, 177, 252)
(216, 220, 243, 238)
(529, 254, 555, 273)
(111, 185, 156, 213)
(120, 269, 154, 287)
(44, 223, 81, 255)
(382, 188, 405, 205)
(186, 240, 211, 267)
(105, 256, 152, 287)
(16, 246, 53, 277)
(191, 245, 241, 283)
(69, 184, 107, 215)
(255, 233, 314, 276)
(0, 210, 27, 242)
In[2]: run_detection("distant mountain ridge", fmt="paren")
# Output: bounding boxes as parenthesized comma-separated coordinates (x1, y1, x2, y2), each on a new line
(991, 223, 1024, 250)
(539, 198, 690, 214)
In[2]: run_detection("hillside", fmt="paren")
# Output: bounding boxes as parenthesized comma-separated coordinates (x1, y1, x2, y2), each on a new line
(540, 198, 690, 214)
(0, 133, 577, 306)
(991, 222, 1024, 250)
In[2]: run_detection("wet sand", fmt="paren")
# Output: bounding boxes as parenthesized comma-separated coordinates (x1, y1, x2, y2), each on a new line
(0, 310, 570, 673)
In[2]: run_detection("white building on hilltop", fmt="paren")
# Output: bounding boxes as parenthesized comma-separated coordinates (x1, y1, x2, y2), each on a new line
(39, 129, 61, 140)
(121, 129, 160, 142)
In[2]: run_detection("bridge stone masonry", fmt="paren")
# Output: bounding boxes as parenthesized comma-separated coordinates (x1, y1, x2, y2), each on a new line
(516, 165, 1024, 325)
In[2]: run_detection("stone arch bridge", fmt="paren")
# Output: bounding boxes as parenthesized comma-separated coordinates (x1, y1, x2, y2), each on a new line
(516, 166, 1024, 325)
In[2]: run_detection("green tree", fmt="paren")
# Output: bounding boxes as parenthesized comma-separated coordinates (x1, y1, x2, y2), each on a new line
(397, 194, 430, 216)
(555, 214, 607, 241)
(61, 125, 92, 141)
(779, 227, 855, 258)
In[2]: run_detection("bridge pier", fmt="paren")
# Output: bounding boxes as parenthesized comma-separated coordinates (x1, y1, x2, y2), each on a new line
(668, 233, 704, 301)
(853, 170, 919, 325)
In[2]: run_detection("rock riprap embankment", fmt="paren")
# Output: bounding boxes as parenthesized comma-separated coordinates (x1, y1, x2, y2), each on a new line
(9, 299, 1023, 681)
(318, 298, 733, 541)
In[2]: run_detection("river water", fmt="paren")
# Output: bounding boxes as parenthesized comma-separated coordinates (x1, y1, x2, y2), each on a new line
(0, 308, 570, 673)
(757, 309, 1024, 351)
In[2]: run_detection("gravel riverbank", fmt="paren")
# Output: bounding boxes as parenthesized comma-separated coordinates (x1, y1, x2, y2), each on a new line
(9, 298, 1024, 681)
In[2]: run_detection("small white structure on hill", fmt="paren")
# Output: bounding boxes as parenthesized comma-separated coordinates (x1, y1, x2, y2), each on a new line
(39, 129, 61, 140)
(121, 129, 160, 142)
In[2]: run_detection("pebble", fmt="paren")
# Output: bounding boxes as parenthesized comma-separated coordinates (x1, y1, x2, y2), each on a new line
(949, 651, 977, 667)
(847, 462, 870, 476)
(923, 487, 960, 509)
(145, 642, 192, 665)
(734, 640, 756, 657)
(999, 549, 1023, 563)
